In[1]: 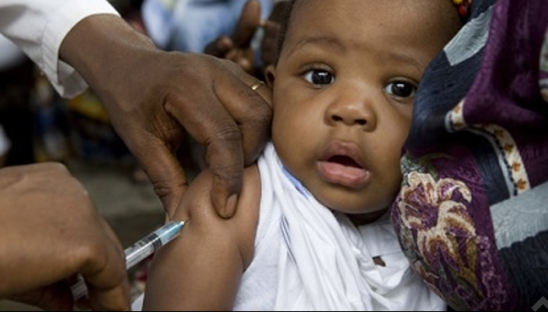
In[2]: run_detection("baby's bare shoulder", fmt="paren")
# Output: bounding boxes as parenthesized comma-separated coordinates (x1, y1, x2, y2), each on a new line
(173, 166, 261, 265)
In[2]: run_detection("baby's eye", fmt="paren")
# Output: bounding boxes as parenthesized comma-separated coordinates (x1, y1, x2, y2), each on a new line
(303, 69, 335, 86)
(383, 81, 417, 98)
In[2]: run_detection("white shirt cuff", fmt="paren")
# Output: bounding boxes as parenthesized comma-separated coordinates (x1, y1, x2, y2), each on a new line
(41, 1, 120, 98)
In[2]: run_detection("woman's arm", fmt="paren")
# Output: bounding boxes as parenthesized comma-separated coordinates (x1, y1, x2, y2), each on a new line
(143, 167, 261, 310)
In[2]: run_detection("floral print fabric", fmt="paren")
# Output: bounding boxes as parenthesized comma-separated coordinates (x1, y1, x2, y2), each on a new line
(391, 0, 548, 310)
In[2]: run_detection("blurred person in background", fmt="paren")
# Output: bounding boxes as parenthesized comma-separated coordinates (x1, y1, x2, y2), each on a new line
(142, 0, 284, 77)
(204, 0, 289, 78)
(142, 0, 273, 53)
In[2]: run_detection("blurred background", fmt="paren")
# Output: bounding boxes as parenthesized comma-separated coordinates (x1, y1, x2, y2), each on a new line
(0, 0, 285, 309)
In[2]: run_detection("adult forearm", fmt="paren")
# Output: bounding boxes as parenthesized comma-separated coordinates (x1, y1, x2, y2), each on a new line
(60, 14, 157, 100)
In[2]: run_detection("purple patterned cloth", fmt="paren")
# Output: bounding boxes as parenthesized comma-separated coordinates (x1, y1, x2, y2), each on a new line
(391, 0, 548, 310)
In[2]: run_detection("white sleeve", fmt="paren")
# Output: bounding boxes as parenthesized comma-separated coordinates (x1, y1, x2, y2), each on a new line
(0, 0, 120, 98)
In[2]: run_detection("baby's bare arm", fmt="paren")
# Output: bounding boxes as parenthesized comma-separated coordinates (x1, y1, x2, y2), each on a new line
(143, 167, 261, 310)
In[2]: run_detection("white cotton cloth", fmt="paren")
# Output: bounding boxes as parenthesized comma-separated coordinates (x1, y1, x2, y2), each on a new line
(234, 143, 445, 311)
(133, 143, 446, 311)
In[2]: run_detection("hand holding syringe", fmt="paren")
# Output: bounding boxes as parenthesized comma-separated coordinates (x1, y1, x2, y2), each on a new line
(71, 221, 185, 300)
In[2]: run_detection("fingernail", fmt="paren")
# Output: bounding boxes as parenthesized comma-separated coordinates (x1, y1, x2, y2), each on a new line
(225, 194, 238, 218)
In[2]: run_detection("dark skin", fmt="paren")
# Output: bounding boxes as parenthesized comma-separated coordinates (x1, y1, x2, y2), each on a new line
(0, 9, 273, 311)
(0, 163, 128, 311)
(61, 14, 273, 219)
(143, 0, 462, 310)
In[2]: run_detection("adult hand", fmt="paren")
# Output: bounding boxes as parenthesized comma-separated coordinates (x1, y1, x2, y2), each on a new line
(60, 14, 272, 219)
(204, 0, 262, 74)
(0, 163, 129, 311)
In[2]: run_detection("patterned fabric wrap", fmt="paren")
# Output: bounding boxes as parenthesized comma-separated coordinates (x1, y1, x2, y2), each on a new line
(391, 0, 548, 310)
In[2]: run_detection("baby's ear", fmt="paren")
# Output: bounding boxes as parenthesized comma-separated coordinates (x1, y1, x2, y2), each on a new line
(264, 65, 276, 88)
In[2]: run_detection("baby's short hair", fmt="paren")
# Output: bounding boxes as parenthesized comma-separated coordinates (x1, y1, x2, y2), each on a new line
(274, 0, 470, 64)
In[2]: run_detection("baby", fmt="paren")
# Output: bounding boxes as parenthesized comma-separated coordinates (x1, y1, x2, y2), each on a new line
(139, 0, 463, 310)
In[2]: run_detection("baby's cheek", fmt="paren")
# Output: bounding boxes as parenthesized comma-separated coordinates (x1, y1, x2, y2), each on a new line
(378, 152, 406, 198)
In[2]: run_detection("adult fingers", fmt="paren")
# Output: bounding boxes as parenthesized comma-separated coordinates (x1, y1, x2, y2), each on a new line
(204, 36, 233, 57)
(8, 284, 74, 312)
(232, 0, 262, 48)
(129, 132, 189, 216)
(230, 50, 254, 73)
(215, 66, 273, 165)
(164, 82, 245, 218)
(80, 221, 130, 311)
(87, 280, 130, 311)
(209, 73, 272, 218)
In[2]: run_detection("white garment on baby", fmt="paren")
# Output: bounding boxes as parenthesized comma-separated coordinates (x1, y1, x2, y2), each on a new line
(234, 143, 445, 311)
(133, 143, 446, 311)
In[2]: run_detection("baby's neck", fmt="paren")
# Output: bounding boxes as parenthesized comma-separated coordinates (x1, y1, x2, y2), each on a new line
(347, 209, 390, 227)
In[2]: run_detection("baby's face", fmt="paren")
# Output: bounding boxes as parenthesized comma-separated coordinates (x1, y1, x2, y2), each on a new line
(271, 0, 460, 220)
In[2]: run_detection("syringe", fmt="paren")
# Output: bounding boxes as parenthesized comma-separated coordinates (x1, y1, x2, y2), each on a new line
(71, 220, 185, 301)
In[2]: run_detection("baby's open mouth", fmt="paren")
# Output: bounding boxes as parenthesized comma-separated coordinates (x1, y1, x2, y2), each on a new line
(327, 155, 363, 169)
(318, 142, 371, 189)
